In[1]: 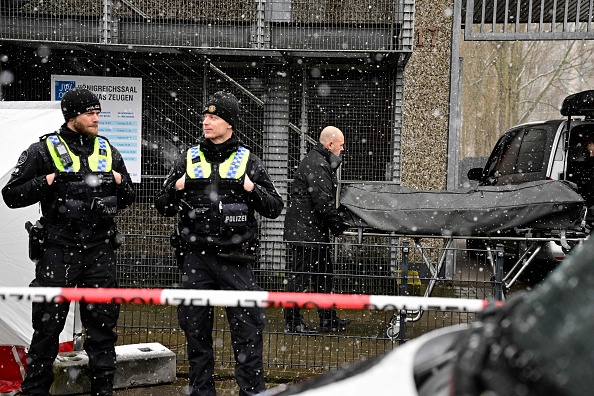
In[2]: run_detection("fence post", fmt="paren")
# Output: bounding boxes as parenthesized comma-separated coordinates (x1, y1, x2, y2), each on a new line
(398, 240, 410, 344)
(493, 244, 505, 301)
(102, 0, 116, 44)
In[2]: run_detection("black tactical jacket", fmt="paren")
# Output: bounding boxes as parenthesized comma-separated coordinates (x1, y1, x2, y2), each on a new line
(2, 125, 136, 247)
(154, 135, 283, 249)
(284, 143, 346, 243)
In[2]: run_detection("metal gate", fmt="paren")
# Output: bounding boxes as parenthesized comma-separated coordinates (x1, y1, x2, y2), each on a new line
(463, 0, 594, 40)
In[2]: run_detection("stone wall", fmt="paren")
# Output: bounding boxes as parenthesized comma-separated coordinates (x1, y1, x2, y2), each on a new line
(402, 1, 454, 190)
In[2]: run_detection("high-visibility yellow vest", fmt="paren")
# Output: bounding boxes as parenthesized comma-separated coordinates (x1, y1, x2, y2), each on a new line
(186, 145, 249, 179)
(46, 134, 113, 172)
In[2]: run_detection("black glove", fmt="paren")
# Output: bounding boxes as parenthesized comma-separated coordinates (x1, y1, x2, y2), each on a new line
(330, 213, 351, 236)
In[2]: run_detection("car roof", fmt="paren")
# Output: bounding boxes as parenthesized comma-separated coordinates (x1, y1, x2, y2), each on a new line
(500, 120, 564, 139)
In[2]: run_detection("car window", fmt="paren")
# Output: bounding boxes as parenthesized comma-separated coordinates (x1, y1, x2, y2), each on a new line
(482, 129, 520, 178)
(482, 126, 553, 185)
(497, 130, 524, 175)
(515, 128, 547, 174)
(493, 129, 523, 176)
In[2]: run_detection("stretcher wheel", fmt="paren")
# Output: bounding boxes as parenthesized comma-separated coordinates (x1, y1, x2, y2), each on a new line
(386, 319, 400, 340)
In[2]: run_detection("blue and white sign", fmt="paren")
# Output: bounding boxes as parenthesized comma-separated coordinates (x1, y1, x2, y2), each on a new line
(51, 75, 143, 183)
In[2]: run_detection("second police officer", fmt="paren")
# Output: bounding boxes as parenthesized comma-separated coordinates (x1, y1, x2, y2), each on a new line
(155, 91, 284, 395)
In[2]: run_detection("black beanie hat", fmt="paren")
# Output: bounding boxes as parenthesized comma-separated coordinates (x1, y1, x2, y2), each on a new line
(202, 91, 240, 130)
(61, 88, 102, 121)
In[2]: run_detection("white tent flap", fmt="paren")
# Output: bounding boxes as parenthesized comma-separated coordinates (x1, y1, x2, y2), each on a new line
(0, 102, 75, 348)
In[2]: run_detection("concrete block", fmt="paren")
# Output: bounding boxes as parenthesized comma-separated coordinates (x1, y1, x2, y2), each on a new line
(50, 343, 176, 395)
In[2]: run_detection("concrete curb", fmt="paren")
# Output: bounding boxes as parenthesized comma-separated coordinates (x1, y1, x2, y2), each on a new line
(50, 343, 176, 395)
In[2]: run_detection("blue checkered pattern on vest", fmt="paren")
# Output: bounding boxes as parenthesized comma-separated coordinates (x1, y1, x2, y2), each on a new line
(97, 138, 108, 171)
(227, 146, 247, 178)
(190, 146, 204, 178)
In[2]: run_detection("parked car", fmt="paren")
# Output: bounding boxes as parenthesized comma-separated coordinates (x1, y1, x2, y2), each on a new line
(466, 90, 594, 280)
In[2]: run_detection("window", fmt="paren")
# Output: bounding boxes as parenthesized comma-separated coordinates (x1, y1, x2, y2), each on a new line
(515, 128, 547, 174)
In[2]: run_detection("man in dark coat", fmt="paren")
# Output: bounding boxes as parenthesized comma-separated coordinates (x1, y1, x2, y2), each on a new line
(2, 88, 136, 396)
(283, 126, 351, 334)
(154, 91, 283, 395)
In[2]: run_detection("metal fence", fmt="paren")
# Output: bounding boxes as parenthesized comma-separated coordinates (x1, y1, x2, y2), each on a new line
(0, 0, 414, 54)
(114, 231, 503, 377)
(464, 0, 594, 40)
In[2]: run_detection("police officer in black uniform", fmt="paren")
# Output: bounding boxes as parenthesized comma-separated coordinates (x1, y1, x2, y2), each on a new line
(2, 88, 136, 396)
(155, 91, 283, 396)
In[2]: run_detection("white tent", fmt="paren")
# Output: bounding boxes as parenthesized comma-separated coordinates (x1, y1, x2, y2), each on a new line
(0, 102, 77, 392)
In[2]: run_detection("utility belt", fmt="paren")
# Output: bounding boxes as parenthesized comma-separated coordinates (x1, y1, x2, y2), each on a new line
(217, 245, 257, 265)
(170, 228, 258, 268)
(216, 237, 259, 264)
(26, 220, 123, 261)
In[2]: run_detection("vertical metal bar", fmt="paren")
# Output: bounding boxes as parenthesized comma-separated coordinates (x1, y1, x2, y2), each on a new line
(399, 240, 409, 297)
(398, 240, 410, 344)
(553, 0, 558, 32)
(586, 0, 594, 32)
(493, 244, 505, 301)
(391, 67, 403, 184)
(260, 68, 290, 270)
(481, 0, 487, 33)
(393, 0, 402, 50)
(300, 69, 308, 160)
(203, 61, 209, 105)
(446, 0, 460, 190)
(527, 0, 533, 32)
(516, 0, 521, 33)
(464, 0, 477, 37)
(389, 235, 400, 276)
(490, 0, 497, 33)
(541, 0, 546, 31)
(252, 0, 266, 49)
(504, 0, 510, 33)
(447, 0, 463, 190)
(102, 0, 113, 44)
(564, 0, 570, 32)
(445, 238, 456, 281)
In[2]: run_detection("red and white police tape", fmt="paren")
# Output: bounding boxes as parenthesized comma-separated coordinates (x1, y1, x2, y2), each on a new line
(0, 287, 493, 312)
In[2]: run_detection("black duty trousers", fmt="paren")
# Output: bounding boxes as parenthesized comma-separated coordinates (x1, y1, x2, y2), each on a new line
(178, 249, 266, 396)
(21, 242, 120, 396)
(283, 242, 337, 325)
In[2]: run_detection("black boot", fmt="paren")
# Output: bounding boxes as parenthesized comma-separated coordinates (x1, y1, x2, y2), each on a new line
(284, 308, 317, 334)
(90, 375, 114, 396)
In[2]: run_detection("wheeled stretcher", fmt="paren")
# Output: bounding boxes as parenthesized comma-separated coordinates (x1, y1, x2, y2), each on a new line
(340, 180, 589, 340)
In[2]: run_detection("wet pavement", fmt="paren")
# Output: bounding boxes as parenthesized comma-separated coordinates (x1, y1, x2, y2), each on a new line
(112, 378, 191, 396)
(2, 377, 287, 396)
(113, 377, 283, 396)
